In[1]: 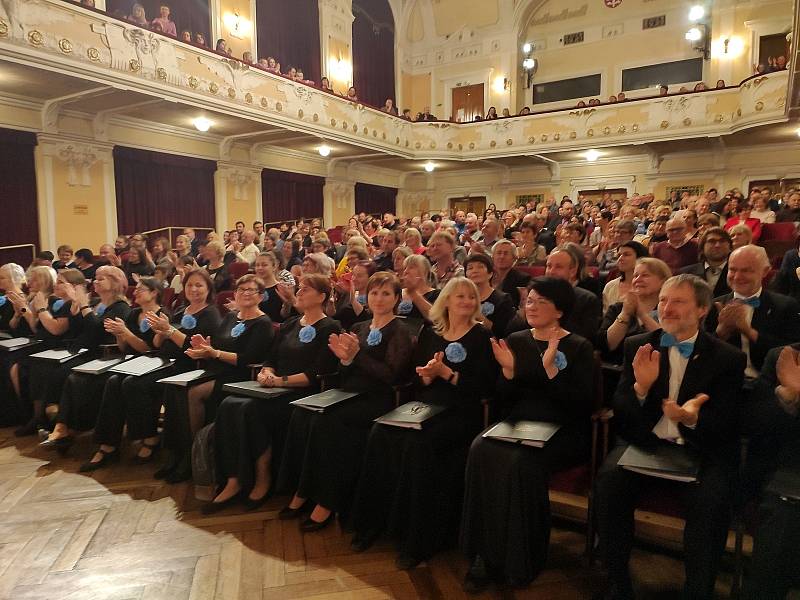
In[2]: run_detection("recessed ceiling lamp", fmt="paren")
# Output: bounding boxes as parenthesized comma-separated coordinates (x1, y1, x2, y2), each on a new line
(584, 149, 600, 162)
(318, 144, 331, 157)
(688, 5, 705, 22)
(424, 162, 436, 172)
(192, 117, 212, 132)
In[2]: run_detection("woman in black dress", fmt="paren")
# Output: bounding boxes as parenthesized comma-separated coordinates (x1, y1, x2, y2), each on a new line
(36, 266, 132, 448)
(460, 277, 594, 591)
(202, 241, 232, 292)
(278, 271, 414, 531)
(78, 277, 169, 470)
(0, 263, 29, 333)
(332, 260, 374, 330)
(350, 276, 496, 569)
(464, 253, 515, 338)
(254, 252, 285, 322)
(397, 254, 439, 322)
(205, 273, 340, 513)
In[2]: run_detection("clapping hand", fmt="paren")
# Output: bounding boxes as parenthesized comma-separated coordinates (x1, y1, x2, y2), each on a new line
(662, 393, 709, 427)
(776, 346, 800, 396)
(103, 317, 128, 336)
(6, 291, 28, 313)
(632, 343, 660, 397)
(185, 335, 215, 359)
(328, 332, 360, 363)
(490, 338, 515, 378)
(257, 366, 277, 387)
(31, 291, 49, 312)
(276, 282, 296, 305)
(145, 311, 171, 334)
(416, 351, 449, 381)
(621, 291, 639, 318)
(716, 301, 748, 336)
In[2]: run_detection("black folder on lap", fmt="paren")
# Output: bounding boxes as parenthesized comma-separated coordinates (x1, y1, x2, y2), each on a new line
(374, 401, 446, 430)
(482, 420, 561, 448)
(290, 389, 360, 412)
(222, 380, 292, 399)
(617, 444, 699, 483)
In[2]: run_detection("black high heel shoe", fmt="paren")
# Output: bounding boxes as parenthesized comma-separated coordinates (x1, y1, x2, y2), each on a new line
(79, 448, 120, 473)
(278, 500, 310, 520)
(300, 511, 335, 533)
(132, 440, 160, 465)
(39, 435, 74, 453)
(201, 492, 242, 515)
(243, 487, 275, 512)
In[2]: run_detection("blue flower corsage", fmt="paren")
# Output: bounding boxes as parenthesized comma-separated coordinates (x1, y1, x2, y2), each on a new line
(95, 303, 107, 316)
(554, 350, 567, 371)
(367, 327, 382, 347)
(480, 301, 495, 316)
(357, 294, 367, 306)
(397, 300, 413, 315)
(231, 321, 245, 338)
(0, 295, 7, 307)
(262, 289, 270, 303)
(445, 342, 467, 363)
(139, 319, 151, 333)
(52, 299, 66, 313)
(298, 324, 316, 343)
(180, 313, 197, 330)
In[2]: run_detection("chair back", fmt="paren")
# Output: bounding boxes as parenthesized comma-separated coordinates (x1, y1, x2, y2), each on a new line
(228, 262, 250, 282)
(761, 222, 797, 242)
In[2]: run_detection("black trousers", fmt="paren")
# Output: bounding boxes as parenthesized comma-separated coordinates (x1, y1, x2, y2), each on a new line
(743, 492, 800, 599)
(595, 444, 735, 600)
(55, 372, 110, 432)
(93, 373, 163, 446)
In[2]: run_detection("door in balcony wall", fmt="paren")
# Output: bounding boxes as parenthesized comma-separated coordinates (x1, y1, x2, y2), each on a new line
(758, 33, 789, 68)
(452, 84, 484, 123)
(449, 197, 486, 216)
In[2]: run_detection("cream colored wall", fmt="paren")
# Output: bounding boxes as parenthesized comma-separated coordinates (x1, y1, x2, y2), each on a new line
(217, 0, 256, 59)
(431, 0, 499, 38)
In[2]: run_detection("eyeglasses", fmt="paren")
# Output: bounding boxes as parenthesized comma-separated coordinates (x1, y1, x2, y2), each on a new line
(236, 287, 261, 295)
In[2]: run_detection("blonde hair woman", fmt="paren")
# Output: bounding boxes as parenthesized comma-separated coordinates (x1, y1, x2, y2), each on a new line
(349, 276, 496, 566)
(202, 240, 231, 291)
(397, 254, 439, 321)
(404, 228, 425, 255)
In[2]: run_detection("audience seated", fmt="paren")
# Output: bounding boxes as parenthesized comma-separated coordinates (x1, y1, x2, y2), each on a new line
(649, 217, 700, 273)
(679, 227, 733, 297)
(151, 4, 176, 36)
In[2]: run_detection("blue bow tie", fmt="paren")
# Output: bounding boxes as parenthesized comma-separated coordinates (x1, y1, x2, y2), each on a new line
(660, 332, 695, 358)
(735, 296, 761, 308)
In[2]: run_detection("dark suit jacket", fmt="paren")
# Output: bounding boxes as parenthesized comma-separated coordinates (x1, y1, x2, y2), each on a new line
(679, 262, 732, 297)
(704, 289, 800, 372)
(613, 330, 746, 463)
(499, 268, 531, 309)
(771, 248, 800, 301)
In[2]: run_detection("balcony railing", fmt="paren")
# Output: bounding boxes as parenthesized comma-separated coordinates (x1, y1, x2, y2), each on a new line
(0, 0, 790, 159)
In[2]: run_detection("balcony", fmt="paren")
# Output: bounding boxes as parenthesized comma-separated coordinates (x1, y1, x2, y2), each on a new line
(0, 0, 791, 160)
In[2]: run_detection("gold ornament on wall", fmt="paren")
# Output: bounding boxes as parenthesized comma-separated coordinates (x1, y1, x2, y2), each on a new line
(469, 142, 475, 149)
(618, 125, 626, 134)
(87, 47, 100, 61)
(603, 127, 611, 135)
(553, 133, 560, 141)
(298, 109, 304, 118)
(363, 127, 369, 135)
(156, 68, 167, 80)
(245, 93, 253, 104)
(261, 97, 268, 108)
(682, 117, 691, 126)
(632, 124, 639, 133)
(129, 59, 141, 72)
(490, 140, 497, 148)
(0, 19, 8, 37)
(541, 134, 548, 142)
(227, 88, 236, 98)
(528, 136, 535, 143)
(209, 82, 219, 93)
(506, 138, 513, 145)
(587, 129, 594, 137)
(660, 120, 669, 129)
(313, 113, 319, 122)
(275, 102, 282, 111)
(188, 76, 199, 88)
(714, 114, 724, 123)
(430, 142, 436, 149)
(352, 124, 357, 132)
(28, 30, 44, 46)
(58, 38, 73, 54)
(755, 101, 764, 112)
(447, 142, 453, 149)
(415, 141, 422, 149)
(569, 131, 577, 139)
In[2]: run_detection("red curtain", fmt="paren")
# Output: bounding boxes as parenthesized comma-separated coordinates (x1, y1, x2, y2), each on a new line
(114, 146, 216, 234)
(0, 129, 39, 266)
(355, 182, 396, 216)
(255, 0, 321, 82)
(352, 0, 395, 108)
(261, 169, 324, 224)
(105, 0, 211, 41)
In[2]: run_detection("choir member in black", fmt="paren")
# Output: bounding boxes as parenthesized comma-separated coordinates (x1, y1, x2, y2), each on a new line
(255, 252, 285, 322)
(4, 265, 56, 339)
(0, 263, 27, 332)
(599, 258, 671, 365)
(79, 277, 168, 471)
(36, 266, 132, 448)
(332, 260, 374, 330)
(464, 253, 515, 339)
(744, 344, 800, 599)
(349, 277, 496, 569)
(396, 254, 439, 322)
(133, 268, 221, 481)
(204, 274, 340, 513)
(460, 277, 594, 591)
(595, 275, 746, 600)
(278, 272, 414, 531)
(4, 268, 75, 430)
(163, 273, 274, 483)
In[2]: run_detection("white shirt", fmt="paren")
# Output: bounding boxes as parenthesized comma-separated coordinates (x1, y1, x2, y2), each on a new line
(733, 287, 761, 379)
(240, 243, 260, 266)
(704, 261, 725, 292)
(651, 332, 699, 442)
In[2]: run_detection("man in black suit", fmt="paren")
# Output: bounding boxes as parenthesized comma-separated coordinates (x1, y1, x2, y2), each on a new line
(545, 199, 575, 231)
(743, 344, 800, 599)
(545, 247, 601, 344)
(771, 243, 800, 301)
(679, 226, 732, 297)
(704, 245, 800, 379)
(595, 274, 746, 600)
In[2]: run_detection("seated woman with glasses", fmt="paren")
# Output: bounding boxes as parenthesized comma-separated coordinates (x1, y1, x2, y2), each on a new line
(278, 271, 414, 531)
(204, 274, 341, 513)
(460, 277, 594, 592)
(464, 254, 515, 339)
(349, 277, 496, 570)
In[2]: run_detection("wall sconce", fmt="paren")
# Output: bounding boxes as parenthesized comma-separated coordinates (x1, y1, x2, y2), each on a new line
(492, 76, 510, 94)
(327, 56, 352, 82)
(685, 5, 710, 60)
(521, 42, 537, 88)
(710, 35, 744, 59)
(223, 11, 252, 39)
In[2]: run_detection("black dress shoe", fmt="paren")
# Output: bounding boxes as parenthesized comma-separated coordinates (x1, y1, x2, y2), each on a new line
(350, 531, 379, 553)
(201, 493, 241, 515)
(278, 501, 309, 520)
(132, 441, 160, 465)
(79, 448, 120, 472)
(395, 553, 422, 570)
(243, 488, 274, 512)
(39, 436, 74, 452)
(463, 556, 491, 594)
(300, 512, 335, 533)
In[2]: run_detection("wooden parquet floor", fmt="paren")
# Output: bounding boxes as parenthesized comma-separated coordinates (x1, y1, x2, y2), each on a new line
(0, 428, 733, 600)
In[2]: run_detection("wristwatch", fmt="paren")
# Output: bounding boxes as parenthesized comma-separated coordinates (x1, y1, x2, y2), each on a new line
(36, 307, 48, 315)
(282, 375, 289, 384)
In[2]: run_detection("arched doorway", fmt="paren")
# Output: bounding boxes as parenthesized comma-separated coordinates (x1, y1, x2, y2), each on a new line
(352, 0, 395, 109)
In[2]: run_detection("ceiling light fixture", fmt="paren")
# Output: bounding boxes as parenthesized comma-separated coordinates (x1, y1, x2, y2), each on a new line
(424, 162, 435, 172)
(317, 144, 331, 157)
(584, 150, 600, 162)
(192, 117, 211, 132)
